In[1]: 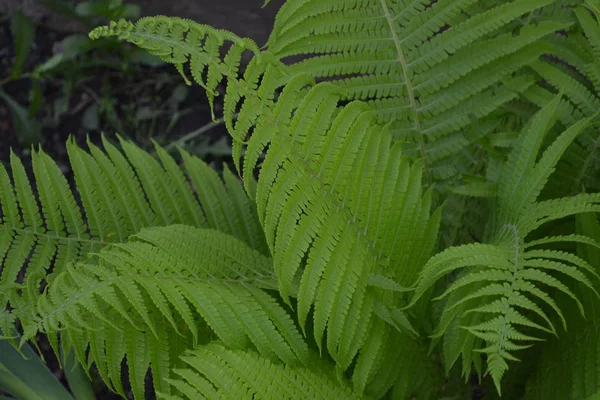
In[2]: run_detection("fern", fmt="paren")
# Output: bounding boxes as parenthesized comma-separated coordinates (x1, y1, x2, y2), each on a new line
(524, 1, 600, 194)
(91, 16, 443, 396)
(0, 136, 263, 343)
(409, 95, 600, 392)
(3, 1, 600, 399)
(265, 0, 567, 180)
(162, 343, 360, 399)
(32, 224, 307, 398)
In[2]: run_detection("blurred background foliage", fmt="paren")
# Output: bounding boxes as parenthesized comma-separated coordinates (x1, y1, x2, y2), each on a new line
(0, 0, 236, 170)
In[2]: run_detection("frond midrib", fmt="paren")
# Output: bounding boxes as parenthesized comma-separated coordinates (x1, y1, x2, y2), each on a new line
(3, 225, 110, 247)
(378, 0, 426, 169)
(32, 271, 278, 330)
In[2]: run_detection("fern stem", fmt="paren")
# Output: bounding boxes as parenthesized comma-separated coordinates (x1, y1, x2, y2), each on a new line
(164, 113, 239, 152)
(9, 227, 110, 247)
(379, 0, 428, 174)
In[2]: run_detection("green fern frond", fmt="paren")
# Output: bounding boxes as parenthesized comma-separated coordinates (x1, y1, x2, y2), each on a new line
(246, 80, 441, 386)
(0, 137, 264, 342)
(32, 225, 307, 399)
(163, 343, 360, 400)
(92, 16, 443, 393)
(266, 0, 565, 178)
(89, 17, 282, 148)
(409, 95, 600, 393)
(526, 3, 600, 194)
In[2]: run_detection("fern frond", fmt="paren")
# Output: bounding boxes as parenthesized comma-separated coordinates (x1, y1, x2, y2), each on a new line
(0, 137, 264, 342)
(266, 0, 565, 178)
(32, 225, 307, 399)
(409, 96, 600, 393)
(250, 80, 442, 386)
(527, 3, 600, 195)
(89, 17, 282, 148)
(163, 343, 360, 400)
(91, 16, 444, 393)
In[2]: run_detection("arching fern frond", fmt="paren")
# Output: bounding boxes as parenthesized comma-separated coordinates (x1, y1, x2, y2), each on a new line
(162, 343, 360, 400)
(408, 95, 600, 393)
(524, 2, 600, 195)
(242, 78, 442, 394)
(0, 137, 265, 341)
(92, 16, 443, 394)
(266, 0, 565, 180)
(31, 225, 307, 399)
(89, 17, 285, 148)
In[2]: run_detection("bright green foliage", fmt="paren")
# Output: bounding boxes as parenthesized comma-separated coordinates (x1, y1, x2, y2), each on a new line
(90, 16, 442, 396)
(409, 96, 600, 393)
(0, 136, 264, 338)
(3, 1, 600, 399)
(162, 343, 360, 399)
(34, 225, 307, 398)
(0, 137, 269, 397)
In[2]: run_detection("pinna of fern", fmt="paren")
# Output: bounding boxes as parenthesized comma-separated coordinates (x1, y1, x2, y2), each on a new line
(161, 343, 362, 400)
(91, 16, 444, 397)
(408, 95, 600, 394)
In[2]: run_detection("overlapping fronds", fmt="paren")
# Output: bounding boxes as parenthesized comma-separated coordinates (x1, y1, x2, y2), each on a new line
(524, 213, 600, 399)
(266, 0, 566, 180)
(89, 17, 284, 149)
(31, 225, 307, 399)
(0, 136, 265, 338)
(241, 77, 443, 394)
(524, 1, 600, 194)
(162, 343, 360, 400)
(408, 96, 600, 393)
(31, 4, 600, 399)
(92, 16, 443, 394)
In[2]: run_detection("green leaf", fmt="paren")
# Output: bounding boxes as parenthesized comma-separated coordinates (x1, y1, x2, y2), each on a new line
(82, 104, 99, 131)
(28, 80, 43, 116)
(32, 54, 64, 77)
(0, 337, 75, 400)
(367, 274, 412, 293)
(9, 11, 35, 78)
(61, 346, 96, 400)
